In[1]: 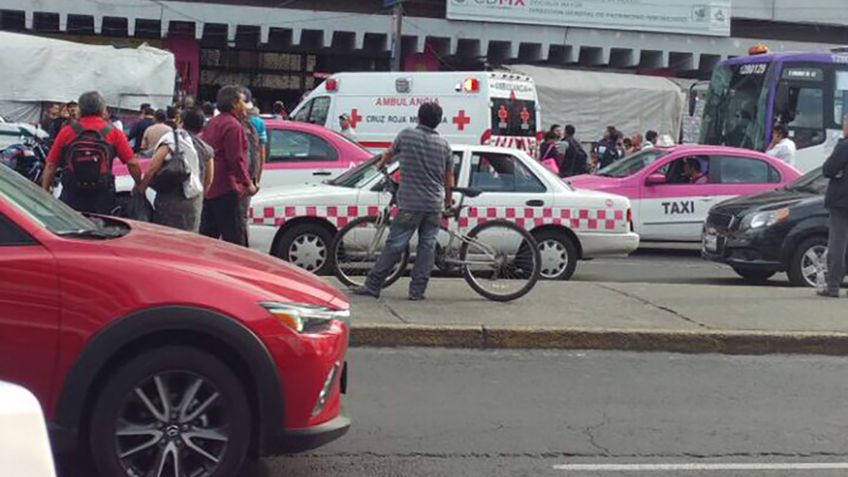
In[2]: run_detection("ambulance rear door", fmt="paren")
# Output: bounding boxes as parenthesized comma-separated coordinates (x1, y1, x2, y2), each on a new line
(485, 74, 540, 153)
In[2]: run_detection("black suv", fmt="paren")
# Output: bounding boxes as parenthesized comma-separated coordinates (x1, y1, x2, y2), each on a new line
(702, 168, 832, 287)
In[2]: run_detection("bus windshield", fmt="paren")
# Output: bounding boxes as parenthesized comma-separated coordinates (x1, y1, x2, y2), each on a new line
(700, 62, 771, 151)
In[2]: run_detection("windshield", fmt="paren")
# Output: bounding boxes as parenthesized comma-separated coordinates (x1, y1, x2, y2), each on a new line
(597, 148, 669, 178)
(329, 155, 382, 188)
(700, 62, 771, 151)
(785, 167, 827, 194)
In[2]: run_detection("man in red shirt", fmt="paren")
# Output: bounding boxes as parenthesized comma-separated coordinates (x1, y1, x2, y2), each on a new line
(199, 85, 256, 246)
(42, 91, 142, 214)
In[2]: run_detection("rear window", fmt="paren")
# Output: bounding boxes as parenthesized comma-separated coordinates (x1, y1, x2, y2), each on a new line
(490, 98, 537, 137)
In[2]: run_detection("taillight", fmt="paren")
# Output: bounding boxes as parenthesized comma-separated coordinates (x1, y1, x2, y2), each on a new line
(326, 78, 339, 92)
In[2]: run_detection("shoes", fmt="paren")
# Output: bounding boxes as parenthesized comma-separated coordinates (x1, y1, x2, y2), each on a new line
(351, 286, 379, 298)
(408, 294, 426, 301)
(816, 288, 841, 298)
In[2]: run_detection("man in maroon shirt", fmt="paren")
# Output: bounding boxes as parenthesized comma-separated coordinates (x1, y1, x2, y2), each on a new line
(199, 85, 256, 245)
(42, 91, 142, 214)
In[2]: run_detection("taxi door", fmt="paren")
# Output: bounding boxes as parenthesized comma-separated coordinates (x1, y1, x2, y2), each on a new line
(457, 149, 553, 233)
(637, 155, 716, 242)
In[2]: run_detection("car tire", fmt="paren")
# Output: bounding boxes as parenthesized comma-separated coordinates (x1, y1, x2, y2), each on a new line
(275, 222, 334, 275)
(89, 346, 251, 477)
(787, 236, 829, 288)
(732, 267, 776, 283)
(534, 229, 578, 281)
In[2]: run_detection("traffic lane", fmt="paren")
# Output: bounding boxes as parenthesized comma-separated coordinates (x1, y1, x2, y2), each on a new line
(574, 248, 792, 286)
(263, 348, 848, 477)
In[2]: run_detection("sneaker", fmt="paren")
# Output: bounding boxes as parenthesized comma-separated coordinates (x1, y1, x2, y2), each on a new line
(351, 286, 379, 298)
(816, 288, 840, 298)
(408, 294, 426, 301)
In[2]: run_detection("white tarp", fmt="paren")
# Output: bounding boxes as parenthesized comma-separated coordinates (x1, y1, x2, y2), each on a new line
(0, 31, 175, 120)
(511, 65, 686, 143)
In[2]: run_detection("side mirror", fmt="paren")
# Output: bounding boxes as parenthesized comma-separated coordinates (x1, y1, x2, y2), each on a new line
(645, 173, 666, 186)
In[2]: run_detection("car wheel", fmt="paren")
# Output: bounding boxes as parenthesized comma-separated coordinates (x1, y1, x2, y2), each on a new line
(787, 236, 829, 287)
(275, 223, 334, 274)
(732, 267, 776, 283)
(534, 230, 578, 281)
(89, 346, 251, 477)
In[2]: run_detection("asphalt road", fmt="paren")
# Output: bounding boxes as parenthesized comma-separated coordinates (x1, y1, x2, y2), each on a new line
(257, 348, 848, 477)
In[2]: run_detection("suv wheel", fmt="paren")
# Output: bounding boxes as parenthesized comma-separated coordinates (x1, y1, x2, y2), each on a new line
(89, 346, 251, 477)
(787, 236, 829, 287)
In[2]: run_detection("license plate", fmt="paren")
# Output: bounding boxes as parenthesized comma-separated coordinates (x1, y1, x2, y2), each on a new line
(704, 233, 718, 252)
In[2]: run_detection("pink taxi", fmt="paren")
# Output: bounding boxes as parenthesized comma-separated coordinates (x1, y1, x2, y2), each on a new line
(568, 145, 802, 244)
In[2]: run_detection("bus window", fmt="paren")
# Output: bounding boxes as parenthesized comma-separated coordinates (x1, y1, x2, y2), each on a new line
(835, 71, 848, 124)
(785, 86, 824, 149)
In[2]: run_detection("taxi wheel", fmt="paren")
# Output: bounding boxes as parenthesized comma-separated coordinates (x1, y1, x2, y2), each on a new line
(788, 236, 829, 288)
(732, 267, 776, 283)
(534, 230, 578, 281)
(275, 223, 334, 275)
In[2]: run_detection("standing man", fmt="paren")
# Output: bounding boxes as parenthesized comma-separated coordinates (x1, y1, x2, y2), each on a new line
(644, 130, 658, 149)
(766, 124, 797, 167)
(141, 109, 172, 154)
(819, 116, 848, 297)
(199, 85, 256, 246)
(240, 89, 267, 244)
(353, 103, 454, 301)
(272, 101, 288, 120)
(128, 105, 155, 153)
(41, 91, 142, 214)
(595, 126, 621, 171)
(561, 124, 588, 177)
(339, 113, 357, 141)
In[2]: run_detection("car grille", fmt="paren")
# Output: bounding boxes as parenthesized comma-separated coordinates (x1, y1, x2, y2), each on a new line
(707, 212, 737, 231)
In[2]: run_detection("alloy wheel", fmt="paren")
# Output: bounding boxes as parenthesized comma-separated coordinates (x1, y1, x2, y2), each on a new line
(800, 245, 828, 287)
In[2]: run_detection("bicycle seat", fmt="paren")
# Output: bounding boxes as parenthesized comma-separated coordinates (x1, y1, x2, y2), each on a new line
(453, 187, 482, 198)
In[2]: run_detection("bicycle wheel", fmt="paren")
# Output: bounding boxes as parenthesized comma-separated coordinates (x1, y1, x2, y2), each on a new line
(459, 219, 541, 302)
(331, 215, 410, 289)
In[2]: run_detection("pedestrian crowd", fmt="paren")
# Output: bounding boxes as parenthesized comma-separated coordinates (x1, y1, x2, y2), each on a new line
(535, 124, 664, 177)
(39, 85, 286, 248)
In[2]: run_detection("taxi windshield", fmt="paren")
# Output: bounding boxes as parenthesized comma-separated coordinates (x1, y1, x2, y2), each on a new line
(329, 155, 382, 188)
(597, 148, 669, 178)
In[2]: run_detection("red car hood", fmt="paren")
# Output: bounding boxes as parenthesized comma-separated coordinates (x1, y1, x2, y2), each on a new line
(104, 220, 349, 310)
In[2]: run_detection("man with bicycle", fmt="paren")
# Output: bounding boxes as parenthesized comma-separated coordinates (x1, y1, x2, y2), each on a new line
(353, 102, 454, 301)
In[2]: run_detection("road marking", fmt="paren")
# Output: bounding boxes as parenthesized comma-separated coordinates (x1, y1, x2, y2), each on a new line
(553, 462, 848, 471)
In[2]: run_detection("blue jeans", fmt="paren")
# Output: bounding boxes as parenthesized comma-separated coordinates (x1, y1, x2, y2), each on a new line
(364, 210, 441, 297)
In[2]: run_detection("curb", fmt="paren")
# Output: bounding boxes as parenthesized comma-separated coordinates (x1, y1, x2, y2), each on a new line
(350, 324, 848, 356)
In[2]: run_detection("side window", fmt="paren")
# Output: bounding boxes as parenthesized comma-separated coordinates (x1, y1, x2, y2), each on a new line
(308, 97, 331, 126)
(785, 86, 825, 149)
(834, 70, 848, 126)
(267, 130, 338, 163)
(0, 214, 35, 246)
(292, 100, 312, 123)
(716, 156, 775, 184)
(451, 151, 463, 185)
(470, 152, 545, 193)
(659, 156, 711, 185)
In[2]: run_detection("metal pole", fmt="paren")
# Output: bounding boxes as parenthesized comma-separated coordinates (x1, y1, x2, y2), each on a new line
(390, 1, 403, 71)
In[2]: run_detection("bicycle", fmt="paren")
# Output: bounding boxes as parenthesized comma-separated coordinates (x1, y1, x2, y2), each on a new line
(330, 169, 542, 302)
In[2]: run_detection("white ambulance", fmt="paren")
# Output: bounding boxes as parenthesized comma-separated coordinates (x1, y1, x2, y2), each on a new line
(291, 71, 542, 153)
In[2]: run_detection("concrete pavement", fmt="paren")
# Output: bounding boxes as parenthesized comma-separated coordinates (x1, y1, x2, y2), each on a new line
(341, 253, 848, 355)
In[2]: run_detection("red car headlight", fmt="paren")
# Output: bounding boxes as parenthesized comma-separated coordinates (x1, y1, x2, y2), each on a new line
(260, 302, 350, 334)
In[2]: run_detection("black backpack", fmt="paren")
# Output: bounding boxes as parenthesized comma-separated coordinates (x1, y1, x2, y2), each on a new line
(63, 122, 115, 190)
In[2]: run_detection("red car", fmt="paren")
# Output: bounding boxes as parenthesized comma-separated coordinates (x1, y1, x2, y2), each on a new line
(0, 164, 350, 476)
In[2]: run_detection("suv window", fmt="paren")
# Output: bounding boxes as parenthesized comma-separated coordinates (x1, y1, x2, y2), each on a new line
(470, 152, 545, 193)
(267, 129, 338, 163)
(716, 156, 780, 184)
(0, 213, 35, 246)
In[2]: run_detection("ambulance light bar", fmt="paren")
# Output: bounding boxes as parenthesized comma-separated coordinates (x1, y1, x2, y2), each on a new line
(463, 77, 480, 93)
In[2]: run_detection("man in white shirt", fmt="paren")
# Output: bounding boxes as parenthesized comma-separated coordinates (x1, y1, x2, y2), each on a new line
(766, 124, 796, 167)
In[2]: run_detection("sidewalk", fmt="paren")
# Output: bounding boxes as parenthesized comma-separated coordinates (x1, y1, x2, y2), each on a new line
(342, 278, 848, 355)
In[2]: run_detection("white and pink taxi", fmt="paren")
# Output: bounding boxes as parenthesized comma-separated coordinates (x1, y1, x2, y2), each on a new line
(569, 145, 803, 246)
(248, 145, 639, 281)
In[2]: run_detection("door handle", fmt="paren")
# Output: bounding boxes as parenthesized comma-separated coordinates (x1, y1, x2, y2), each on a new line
(698, 197, 715, 202)
(313, 171, 332, 176)
(525, 199, 545, 207)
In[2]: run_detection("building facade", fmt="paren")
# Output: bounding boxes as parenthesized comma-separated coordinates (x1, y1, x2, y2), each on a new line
(1, 0, 847, 108)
